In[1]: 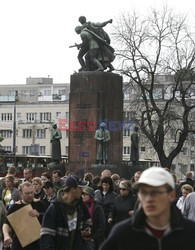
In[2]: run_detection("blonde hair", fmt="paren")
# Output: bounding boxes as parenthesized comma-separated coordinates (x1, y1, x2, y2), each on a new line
(181, 184, 193, 193)
(32, 177, 42, 187)
(19, 182, 32, 192)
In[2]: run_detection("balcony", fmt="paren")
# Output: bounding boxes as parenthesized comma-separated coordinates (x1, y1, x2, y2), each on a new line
(18, 120, 51, 124)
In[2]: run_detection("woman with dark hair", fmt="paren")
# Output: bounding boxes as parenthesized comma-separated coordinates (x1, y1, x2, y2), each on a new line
(82, 187, 106, 250)
(2, 176, 20, 209)
(41, 172, 52, 185)
(94, 176, 116, 237)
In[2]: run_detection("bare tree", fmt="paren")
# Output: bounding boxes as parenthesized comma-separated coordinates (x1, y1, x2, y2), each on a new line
(114, 7, 195, 168)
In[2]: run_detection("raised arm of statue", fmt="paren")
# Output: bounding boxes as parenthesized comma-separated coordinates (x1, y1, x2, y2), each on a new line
(92, 19, 113, 28)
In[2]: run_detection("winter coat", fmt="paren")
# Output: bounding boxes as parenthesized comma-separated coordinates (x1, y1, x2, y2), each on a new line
(99, 204, 195, 250)
(40, 197, 91, 250)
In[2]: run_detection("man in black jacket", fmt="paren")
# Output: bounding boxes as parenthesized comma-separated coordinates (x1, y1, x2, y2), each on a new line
(40, 175, 92, 250)
(99, 167, 195, 250)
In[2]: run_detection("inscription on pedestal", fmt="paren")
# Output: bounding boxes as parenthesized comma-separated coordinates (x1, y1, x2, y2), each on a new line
(73, 131, 94, 139)
(76, 104, 91, 109)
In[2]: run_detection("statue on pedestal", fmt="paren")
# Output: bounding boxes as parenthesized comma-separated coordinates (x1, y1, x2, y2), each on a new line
(130, 127, 139, 167)
(70, 16, 115, 72)
(51, 124, 62, 163)
(95, 122, 111, 164)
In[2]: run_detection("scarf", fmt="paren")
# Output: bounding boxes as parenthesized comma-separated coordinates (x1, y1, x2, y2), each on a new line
(84, 197, 95, 224)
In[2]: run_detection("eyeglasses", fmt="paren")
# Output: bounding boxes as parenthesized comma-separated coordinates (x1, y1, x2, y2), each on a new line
(119, 188, 127, 191)
(139, 190, 168, 198)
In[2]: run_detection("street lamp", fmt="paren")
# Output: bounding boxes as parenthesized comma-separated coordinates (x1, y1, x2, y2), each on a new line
(13, 91, 18, 155)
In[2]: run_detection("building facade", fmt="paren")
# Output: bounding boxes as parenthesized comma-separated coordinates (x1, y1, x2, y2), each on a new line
(0, 76, 194, 178)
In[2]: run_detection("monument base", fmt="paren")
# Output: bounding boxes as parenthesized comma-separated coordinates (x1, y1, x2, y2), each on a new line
(91, 164, 117, 169)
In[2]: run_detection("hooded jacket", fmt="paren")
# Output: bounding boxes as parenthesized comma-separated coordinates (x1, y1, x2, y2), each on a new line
(40, 190, 91, 250)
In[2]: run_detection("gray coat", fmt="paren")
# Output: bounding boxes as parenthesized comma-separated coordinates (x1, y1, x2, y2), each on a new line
(2, 187, 20, 207)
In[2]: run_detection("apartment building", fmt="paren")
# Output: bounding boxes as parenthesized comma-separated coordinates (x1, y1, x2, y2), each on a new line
(0, 77, 69, 156)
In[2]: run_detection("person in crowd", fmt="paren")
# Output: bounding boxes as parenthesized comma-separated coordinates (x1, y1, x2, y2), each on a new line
(176, 184, 193, 211)
(82, 186, 106, 250)
(32, 177, 45, 200)
(84, 172, 94, 188)
(95, 176, 116, 237)
(2, 176, 20, 209)
(182, 190, 195, 222)
(23, 168, 33, 183)
(40, 175, 92, 250)
(0, 201, 6, 250)
(131, 171, 142, 184)
(172, 173, 181, 202)
(111, 174, 120, 194)
(132, 171, 142, 211)
(3, 182, 46, 250)
(100, 169, 112, 179)
(42, 181, 56, 209)
(180, 171, 195, 189)
(99, 167, 195, 250)
(111, 180, 136, 224)
(0, 166, 18, 200)
(92, 176, 101, 191)
(40, 172, 52, 185)
(52, 170, 65, 192)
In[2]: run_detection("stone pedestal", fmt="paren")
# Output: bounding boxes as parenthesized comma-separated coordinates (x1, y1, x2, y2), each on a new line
(68, 72, 123, 173)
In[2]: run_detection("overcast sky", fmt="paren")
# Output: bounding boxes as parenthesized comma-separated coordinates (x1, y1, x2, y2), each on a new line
(0, 0, 195, 85)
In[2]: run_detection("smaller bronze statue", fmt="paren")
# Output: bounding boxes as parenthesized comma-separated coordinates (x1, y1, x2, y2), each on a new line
(95, 122, 111, 164)
(51, 124, 62, 162)
(130, 127, 139, 167)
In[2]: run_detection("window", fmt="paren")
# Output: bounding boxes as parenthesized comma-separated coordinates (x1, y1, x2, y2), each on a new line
(44, 90, 51, 96)
(8, 90, 17, 96)
(22, 146, 31, 154)
(26, 113, 37, 122)
(23, 129, 32, 138)
(65, 112, 69, 119)
(2, 146, 12, 151)
(153, 88, 163, 99)
(36, 129, 46, 138)
(58, 89, 66, 95)
(29, 90, 37, 96)
(141, 147, 145, 152)
(123, 129, 130, 137)
(123, 146, 130, 155)
(0, 130, 12, 138)
(21, 90, 28, 96)
(40, 146, 46, 155)
(170, 128, 175, 139)
(124, 93, 130, 100)
(17, 113, 21, 119)
(180, 164, 188, 175)
(65, 146, 69, 155)
(1, 113, 12, 121)
(56, 112, 61, 118)
(66, 131, 69, 138)
(40, 112, 51, 122)
(182, 147, 188, 156)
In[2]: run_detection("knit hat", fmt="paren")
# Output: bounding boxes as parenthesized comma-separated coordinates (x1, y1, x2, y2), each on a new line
(82, 186, 95, 197)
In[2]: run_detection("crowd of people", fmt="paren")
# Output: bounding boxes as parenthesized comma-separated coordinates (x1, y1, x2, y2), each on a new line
(0, 166, 194, 250)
